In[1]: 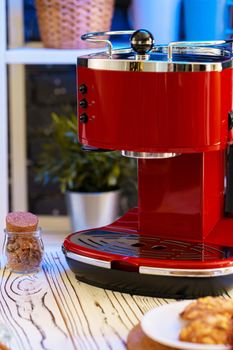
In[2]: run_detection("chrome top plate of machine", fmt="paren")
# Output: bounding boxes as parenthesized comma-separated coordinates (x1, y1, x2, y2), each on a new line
(78, 30, 233, 72)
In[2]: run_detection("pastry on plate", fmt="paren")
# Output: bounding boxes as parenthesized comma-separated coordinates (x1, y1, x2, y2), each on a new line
(179, 313, 232, 344)
(179, 296, 233, 345)
(180, 296, 233, 321)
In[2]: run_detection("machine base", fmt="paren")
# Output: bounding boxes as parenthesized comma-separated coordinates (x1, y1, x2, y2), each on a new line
(65, 257, 233, 299)
(63, 209, 233, 298)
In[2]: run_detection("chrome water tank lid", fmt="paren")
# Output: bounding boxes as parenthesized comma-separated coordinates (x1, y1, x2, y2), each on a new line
(78, 29, 233, 72)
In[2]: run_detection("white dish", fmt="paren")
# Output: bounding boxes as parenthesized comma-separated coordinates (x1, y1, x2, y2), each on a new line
(141, 300, 231, 350)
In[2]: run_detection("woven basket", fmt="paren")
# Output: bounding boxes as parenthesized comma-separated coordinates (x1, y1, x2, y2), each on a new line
(36, 0, 115, 49)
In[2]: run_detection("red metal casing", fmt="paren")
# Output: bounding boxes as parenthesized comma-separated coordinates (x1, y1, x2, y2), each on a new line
(77, 67, 232, 153)
(137, 151, 225, 240)
(68, 63, 233, 270)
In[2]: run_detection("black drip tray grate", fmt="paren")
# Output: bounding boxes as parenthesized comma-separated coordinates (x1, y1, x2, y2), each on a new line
(70, 230, 233, 261)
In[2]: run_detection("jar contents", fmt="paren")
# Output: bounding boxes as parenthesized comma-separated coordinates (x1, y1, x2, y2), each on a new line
(4, 212, 44, 273)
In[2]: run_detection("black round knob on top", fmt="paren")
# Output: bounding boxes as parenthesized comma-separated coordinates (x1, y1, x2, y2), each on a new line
(131, 29, 154, 54)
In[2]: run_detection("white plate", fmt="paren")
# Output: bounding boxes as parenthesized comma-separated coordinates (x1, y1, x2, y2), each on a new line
(141, 300, 231, 350)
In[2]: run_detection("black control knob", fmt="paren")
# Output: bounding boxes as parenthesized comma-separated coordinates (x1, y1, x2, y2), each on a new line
(80, 113, 88, 123)
(131, 29, 154, 54)
(79, 84, 87, 94)
(79, 99, 88, 109)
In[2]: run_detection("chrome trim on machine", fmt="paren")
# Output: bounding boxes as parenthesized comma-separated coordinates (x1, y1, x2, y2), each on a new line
(167, 40, 226, 61)
(80, 30, 233, 72)
(65, 250, 233, 277)
(81, 30, 135, 58)
(78, 57, 233, 72)
(139, 266, 233, 277)
(65, 251, 111, 269)
(122, 151, 180, 159)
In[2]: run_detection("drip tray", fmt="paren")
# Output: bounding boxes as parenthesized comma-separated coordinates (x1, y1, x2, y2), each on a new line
(63, 229, 233, 298)
(68, 229, 233, 262)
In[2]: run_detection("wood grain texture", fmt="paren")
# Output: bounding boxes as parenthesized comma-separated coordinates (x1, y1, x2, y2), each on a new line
(0, 246, 173, 350)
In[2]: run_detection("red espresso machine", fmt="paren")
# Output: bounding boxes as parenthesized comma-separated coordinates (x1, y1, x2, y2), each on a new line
(63, 30, 233, 298)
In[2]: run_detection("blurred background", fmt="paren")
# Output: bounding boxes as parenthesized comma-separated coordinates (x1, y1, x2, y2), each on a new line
(3, 0, 233, 231)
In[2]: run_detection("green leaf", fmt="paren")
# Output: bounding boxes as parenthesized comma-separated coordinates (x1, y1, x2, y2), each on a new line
(34, 112, 137, 193)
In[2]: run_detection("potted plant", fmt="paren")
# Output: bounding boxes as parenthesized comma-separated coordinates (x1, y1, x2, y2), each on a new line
(35, 113, 137, 231)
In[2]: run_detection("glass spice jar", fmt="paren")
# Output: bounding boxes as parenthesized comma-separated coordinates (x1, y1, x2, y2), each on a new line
(3, 228, 44, 273)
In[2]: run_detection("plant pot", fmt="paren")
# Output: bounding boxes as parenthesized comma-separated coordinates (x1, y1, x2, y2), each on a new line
(65, 190, 120, 232)
(129, 0, 182, 44)
(35, 0, 115, 49)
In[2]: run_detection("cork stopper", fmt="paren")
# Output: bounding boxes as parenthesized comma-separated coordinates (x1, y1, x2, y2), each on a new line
(6, 212, 38, 232)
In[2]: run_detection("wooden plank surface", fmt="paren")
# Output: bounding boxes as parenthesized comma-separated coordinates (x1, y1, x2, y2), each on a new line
(0, 245, 173, 350)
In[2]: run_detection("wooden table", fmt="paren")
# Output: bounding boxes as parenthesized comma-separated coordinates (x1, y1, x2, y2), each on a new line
(0, 240, 176, 350)
(1, 238, 233, 350)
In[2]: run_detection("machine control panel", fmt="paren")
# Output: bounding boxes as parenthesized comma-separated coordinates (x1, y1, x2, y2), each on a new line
(79, 84, 89, 124)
